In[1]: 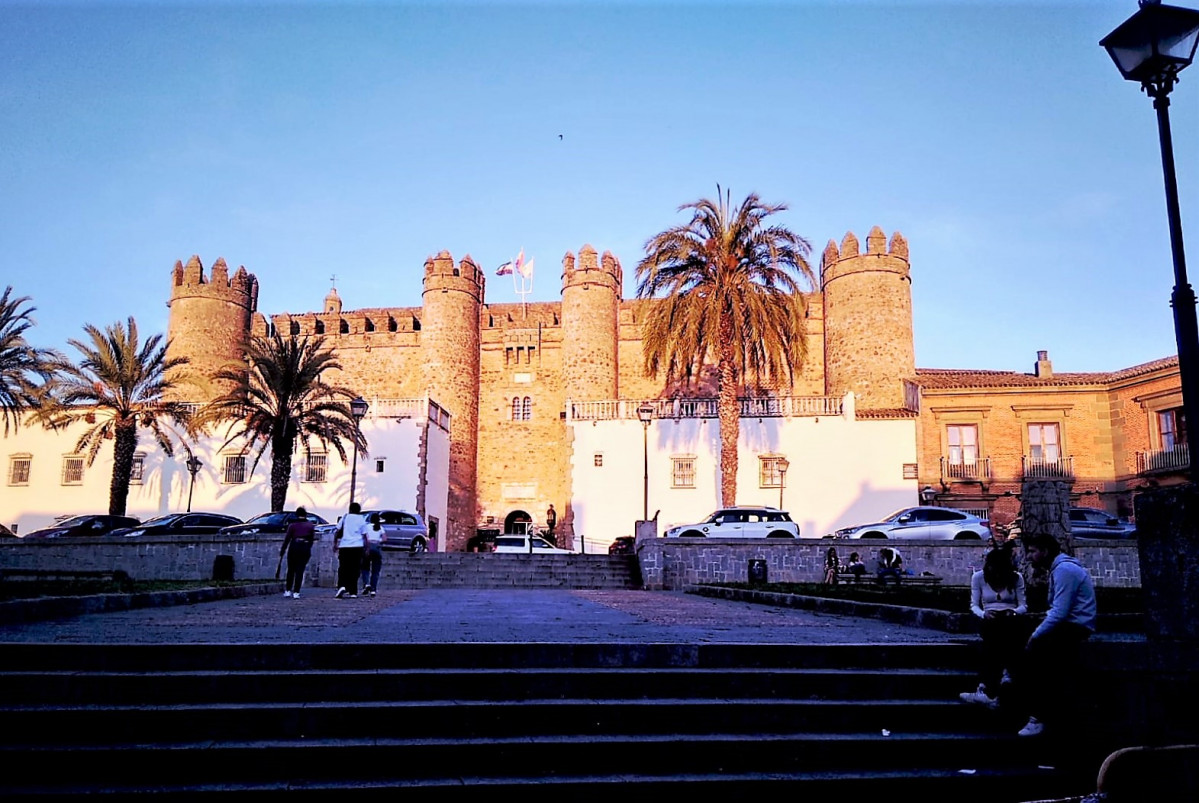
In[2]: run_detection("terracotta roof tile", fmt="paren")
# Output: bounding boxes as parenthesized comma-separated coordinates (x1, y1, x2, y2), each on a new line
(915, 355, 1177, 390)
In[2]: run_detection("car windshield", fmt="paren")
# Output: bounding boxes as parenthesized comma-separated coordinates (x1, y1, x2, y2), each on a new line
(138, 515, 181, 527)
(53, 516, 95, 528)
(246, 512, 290, 526)
(882, 508, 918, 522)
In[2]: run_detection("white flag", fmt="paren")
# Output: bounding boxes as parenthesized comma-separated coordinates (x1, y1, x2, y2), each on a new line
(517, 257, 534, 279)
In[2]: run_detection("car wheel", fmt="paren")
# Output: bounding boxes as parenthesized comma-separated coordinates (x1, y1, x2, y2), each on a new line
(860, 531, 887, 539)
(410, 538, 428, 554)
(679, 530, 705, 538)
(954, 531, 982, 541)
(766, 530, 794, 538)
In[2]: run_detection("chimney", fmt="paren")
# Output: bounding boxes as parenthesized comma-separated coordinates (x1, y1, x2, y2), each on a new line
(1035, 350, 1053, 379)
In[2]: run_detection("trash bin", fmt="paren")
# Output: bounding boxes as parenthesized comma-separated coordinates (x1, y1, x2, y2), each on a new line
(748, 559, 768, 586)
(213, 554, 235, 582)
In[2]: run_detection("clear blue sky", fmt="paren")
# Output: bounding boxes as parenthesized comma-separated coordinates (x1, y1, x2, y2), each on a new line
(2, 0, 1195, 375)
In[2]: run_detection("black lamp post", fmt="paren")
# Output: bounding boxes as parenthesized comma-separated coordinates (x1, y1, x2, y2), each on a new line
(777, 457, 790, 510)
(1103, 1, 1199, 483)
(637, 404, 655, 521)
(348, 396, 369, 506)
(185, 455, 202, 513)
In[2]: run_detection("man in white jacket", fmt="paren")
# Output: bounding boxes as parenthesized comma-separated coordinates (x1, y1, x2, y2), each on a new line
(333, 502, 370, 599)
(1017, 532, 1097, 737)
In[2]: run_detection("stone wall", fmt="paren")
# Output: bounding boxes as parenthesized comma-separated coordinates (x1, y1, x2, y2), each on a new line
(635, 537, 1142, 591)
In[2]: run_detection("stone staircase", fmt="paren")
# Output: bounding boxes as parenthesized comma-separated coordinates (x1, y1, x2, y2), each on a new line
(372, 553, 642, 589)
(0, 641, 1102, 801)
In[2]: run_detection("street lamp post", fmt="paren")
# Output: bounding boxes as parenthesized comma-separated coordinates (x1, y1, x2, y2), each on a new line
(777, 457, 790, 510)
(1103, 1, 1199, 483)
(637, 404, 655, 522)
(348, 396, 369, 506)
(185, 455, 202, 513)
(920, 485, 938, 507)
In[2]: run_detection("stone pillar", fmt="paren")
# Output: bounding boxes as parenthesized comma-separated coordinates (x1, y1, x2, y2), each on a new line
(1134, 483, 1199, 642)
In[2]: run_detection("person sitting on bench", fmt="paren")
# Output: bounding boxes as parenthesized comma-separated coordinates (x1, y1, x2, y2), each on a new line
(876, 546, 904, 584)
(845, 552, 867, 580)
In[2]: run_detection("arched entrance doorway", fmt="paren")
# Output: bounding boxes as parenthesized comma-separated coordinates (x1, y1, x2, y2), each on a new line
(504, 510, 534, 535)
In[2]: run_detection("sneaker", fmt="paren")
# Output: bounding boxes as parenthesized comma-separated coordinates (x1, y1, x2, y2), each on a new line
(291, 592, 300, 599)
(369, 590, 377, 597)
(1018, 717, 1044, 737)
(1000, 670, 1013, 687)
(349, 594, 358, 599)
(959, 685, 998, 709)
(362, 586, 371, 595)
(335, 587, 347, 599)
(283, 590, 292, 598)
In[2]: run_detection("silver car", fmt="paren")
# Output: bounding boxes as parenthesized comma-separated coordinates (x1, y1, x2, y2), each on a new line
(317, 509, 429, 552)
(831, 506, 989, 541)
(665, 507, 800, 539)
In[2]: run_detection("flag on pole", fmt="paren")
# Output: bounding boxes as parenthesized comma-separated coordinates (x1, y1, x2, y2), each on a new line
(517, 257, 534, 279)
(496, 247, 525, 277)
(512, 248, 525, 276)
(496, 261, 514, 276)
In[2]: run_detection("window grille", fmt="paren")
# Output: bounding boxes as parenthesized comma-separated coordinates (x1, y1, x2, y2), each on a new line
(304, 454, 327, 483)
(672, 457, 695, 489)
(223, 455, 247, 484)
(130, 454, 145, 485)
(61, 456, 84, 486)
(8, 456, 31, 486)
(759, 456, 787, 488)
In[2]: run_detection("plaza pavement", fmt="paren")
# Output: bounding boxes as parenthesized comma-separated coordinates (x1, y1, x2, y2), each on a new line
(0, 587, 967, 644)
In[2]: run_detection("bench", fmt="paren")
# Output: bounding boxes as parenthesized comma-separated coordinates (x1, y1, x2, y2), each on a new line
(834, 568, 942, 586)
(0, 568, 132, 584)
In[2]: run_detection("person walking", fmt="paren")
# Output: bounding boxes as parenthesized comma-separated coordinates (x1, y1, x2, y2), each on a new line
(546, 504, 557, 545)
(1015, 532, 1097, 737)
(360, 515, 383, 597)
(279, 507, 316, 599)
(959, 543, 1031, 709)
(333, 502, 369, 599)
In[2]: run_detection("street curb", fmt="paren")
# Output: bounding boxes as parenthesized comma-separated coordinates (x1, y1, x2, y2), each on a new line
(0, 582, 283, 626)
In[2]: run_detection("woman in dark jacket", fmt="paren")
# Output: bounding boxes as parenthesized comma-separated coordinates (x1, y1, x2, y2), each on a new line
(280, 507, 316, 599)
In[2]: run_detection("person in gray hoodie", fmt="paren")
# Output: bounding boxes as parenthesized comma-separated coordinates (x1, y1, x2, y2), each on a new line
(1016, 532, 1097, 737)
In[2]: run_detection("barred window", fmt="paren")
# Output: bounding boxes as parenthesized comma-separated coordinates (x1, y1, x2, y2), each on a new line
(594, 453, 604, 467)
(759, 456, 787, 488)
(672, 457, 695, 489)
(522, 396, 532, 420)
(130, 454, 146, 485)
(61, 456, 84, 486)
(303, 454, 327, 483)
(8, 455, 31, 486)
(222, 455, 247, 485)
(510, 396, 532, 421)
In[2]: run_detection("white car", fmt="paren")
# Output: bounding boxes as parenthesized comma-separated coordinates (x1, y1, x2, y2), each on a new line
(830, 506, 988, 541)
(493, 534, 571, 554)
(664, 507, 800, 539)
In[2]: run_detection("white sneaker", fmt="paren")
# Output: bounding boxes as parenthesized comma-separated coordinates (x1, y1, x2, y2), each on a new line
(283, 590, 292, 598)
(959, 685, 998, 709)
(291, 592, 300, 599)
(1018, 717, 1044, 737)
(369, 590, 377, 597)
(335, 587, 347, 599)
(1001, 670, 1013, 687)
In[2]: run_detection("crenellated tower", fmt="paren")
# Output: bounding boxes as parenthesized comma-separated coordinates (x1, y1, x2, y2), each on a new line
(166, 255, 258, 402)
(421, 250, 484, 550)
(821, 227, 915, 410)
(561, 245, 622, 402)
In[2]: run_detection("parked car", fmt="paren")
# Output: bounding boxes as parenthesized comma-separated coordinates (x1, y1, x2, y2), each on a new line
(218, 510, 329, 536)
(315, 509, 430, 553)
(493, 534, 571, 554)
(21, 514, 142, 540)
(664, 507, 800, 538)
(608, 536, 636, 555)
(1008, 507, 1137, 540)
(830, 506, 988, 541)
(108, 512, 243, 537)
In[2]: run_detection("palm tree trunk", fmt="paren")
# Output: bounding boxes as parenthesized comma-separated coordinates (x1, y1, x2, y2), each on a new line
(269, 433, 294, 512)
(717, 318, 739, 507)
(109, 419, 137, 516)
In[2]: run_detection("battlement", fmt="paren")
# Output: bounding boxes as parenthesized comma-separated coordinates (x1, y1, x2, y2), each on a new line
(269, 306, 424, 339)
(821, 227, 909, 286)
(562, 244, 622, 297)
(170, 256, 259, 310)
(422, 250, 485, 299)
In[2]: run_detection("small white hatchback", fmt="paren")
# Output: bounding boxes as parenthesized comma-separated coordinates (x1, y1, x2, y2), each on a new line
(493, 534, 572, 554)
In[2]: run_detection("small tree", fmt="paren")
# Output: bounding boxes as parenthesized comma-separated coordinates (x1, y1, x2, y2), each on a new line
(0, 286, 60, 435)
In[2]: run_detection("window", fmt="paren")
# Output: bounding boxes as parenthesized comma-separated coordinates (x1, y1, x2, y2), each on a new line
(672, 457, 696, 489)
(130, 454, 145, 485)
(1028, 423, 1061, 464)
(8, 455, 30, 486)
(946, 425, 979, 477)
(303, 454, 327, 483)
(510, 396, 531, 421)
(594, 453, 603, 467)
(1159, 408, 1187, 450)
(222, 455, 247, 484)
(61, 456, 84, 486)
(759, 456, 787, 488)
(375, 458, 386, 473)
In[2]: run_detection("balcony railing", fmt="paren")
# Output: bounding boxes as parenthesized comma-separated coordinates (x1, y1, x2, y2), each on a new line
(939, 456, 992, 483)
(1022, 455, 1074, 480)
(1137, 445, 1190, 474)
(567, 395, 844, 422)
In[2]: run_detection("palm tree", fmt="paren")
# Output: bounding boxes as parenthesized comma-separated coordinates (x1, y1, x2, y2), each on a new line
(636, 187, 817, 506)
(32, 317, 195, 516)
(0, 287, 59, 435)
(199, 332, 366, 512)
